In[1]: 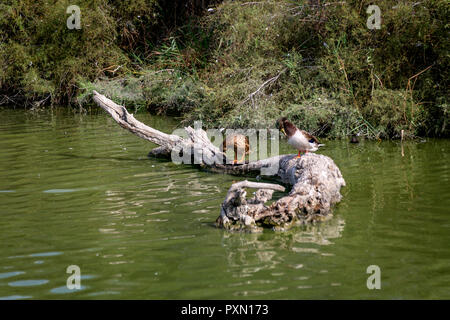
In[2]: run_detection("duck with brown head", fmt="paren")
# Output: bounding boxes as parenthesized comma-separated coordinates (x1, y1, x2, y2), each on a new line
(277, 117, 324, 158)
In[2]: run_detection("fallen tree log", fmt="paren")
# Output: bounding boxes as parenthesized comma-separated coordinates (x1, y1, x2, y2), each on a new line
(92, 90, 346, 232)
(218, 154, 346, 232)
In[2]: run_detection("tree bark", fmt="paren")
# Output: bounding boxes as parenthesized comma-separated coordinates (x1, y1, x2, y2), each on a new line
(92, 90, 346, 231)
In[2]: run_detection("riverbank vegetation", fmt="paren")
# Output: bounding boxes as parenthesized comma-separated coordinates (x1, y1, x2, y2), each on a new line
(1, 0, 448, 138)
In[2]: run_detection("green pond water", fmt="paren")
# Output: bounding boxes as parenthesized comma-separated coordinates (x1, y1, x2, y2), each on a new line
(0, 108, 448, 300)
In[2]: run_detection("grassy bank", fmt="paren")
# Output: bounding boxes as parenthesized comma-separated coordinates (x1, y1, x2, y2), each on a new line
(1, 0, 448, 138)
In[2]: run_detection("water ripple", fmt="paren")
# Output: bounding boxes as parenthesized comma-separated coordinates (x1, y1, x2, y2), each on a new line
(9, 279, 49, 287)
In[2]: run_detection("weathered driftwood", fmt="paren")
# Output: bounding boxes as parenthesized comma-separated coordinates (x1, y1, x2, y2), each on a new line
(92, 90, 346, 232)
(218, 155, 346, 232)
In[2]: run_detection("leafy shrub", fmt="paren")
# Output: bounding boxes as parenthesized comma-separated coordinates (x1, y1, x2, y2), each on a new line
(1, 0, 448, 139)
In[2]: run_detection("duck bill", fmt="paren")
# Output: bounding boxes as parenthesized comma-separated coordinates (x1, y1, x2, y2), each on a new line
(280, 128, 287, 137)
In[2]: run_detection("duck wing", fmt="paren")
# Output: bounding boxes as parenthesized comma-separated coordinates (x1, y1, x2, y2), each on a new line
(300, 130, 320, 144)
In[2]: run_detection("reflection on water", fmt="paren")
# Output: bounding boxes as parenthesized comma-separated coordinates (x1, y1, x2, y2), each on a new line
(221, 217, 345, 297)
(0, 295, 33, 300)
(223, 217, 345, 268)
(50, 285, 88, 294)
(0, 108, 448, 299)
(0, 271, 25, 279)
(9, 280, 49, 287)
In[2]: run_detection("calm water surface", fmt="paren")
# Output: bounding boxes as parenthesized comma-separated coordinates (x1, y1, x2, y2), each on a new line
(0, 108, 448, 299)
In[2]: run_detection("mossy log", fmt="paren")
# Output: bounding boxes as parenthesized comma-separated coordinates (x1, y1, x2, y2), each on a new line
(92, 90, 346, 232)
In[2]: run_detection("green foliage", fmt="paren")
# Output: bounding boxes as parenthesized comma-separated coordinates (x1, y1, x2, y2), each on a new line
(77, 75, 146, 111)
(179, 0, 449, 138)
(0, 0, 216, 105)
(142, 69, 206, 115)
(365, 89, 426, 139)
(0, 0, 128, 104)
(1, 0, 448, 139)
